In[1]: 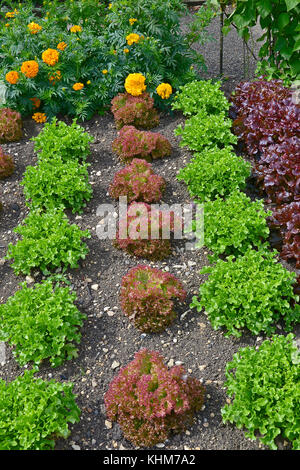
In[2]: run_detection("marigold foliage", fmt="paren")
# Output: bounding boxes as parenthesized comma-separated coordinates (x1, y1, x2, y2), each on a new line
(0, 108, 23, 144)
(0, 280, 86, 367)
(109, 158, 165, 203)
(0, 147, 15, 179)
(104, 349, 205, 447)
(111, 92, 159, 129)
(114, 202, 181, 260)
(112, 126, 171, 163)
(0, 370, 80, 450)
(121, 265, 186, 332)
(5, 208, 91, 275)
(191, 247, 300, 337)
(221, 334, 300, 450)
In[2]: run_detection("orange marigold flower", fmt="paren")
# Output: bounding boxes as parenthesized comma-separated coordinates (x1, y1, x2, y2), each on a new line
(123, 48, 129, 54)
(30, 97, 41, 109)
(21, 60, 39, 78)
(124, 73, 146, 96)
(70, 25, 82, 33)
(102, 69, 108, 74)
(5, 9, 18, 18)
(126, 33, 140, 46)
(5, 71, 19, 84)
(28, 22, 42, 34)
(5, 23, 10, 27)
(32, 112, 46, 123)
(42, 48, 59, 66)
(57, 41, 67, 51)
(156, 83, 172, 99)
(73, 82, 84, 91)
(49, 70, 62, 85)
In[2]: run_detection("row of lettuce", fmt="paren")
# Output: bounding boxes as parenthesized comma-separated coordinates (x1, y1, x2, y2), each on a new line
(0, 77, 299, 449)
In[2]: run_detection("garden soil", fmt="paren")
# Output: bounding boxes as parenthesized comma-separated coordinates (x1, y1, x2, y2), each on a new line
(0, 9, 299, 451)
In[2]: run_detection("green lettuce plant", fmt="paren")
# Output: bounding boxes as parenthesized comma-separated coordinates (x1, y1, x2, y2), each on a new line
(0, 280, 86, 367)
(6, 208, 90, 275)
(191, 247, 299, 337)
(0, 370, 80, 450)
(221, 334, 300, 450)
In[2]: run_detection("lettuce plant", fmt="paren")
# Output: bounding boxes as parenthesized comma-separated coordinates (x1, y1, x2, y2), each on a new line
(111, 92, 160, 130)
(104, 349, 205, 447)
(191, 247, 299, 337)
(270, 202, 300, 269)
(121, 265, 186, 332)
(114, 202, 181, 260)
(0, 147, 15, 179)
(21, 155, 92, 213)
(177, 147, 251, 202)
(31, 118, 94, 163)
(174, 110, 237, 152)
(202, 191, 271, 256)
(6, 208, 90, 275)
(0, 370, 80, 450)
(172, 79, 230, 116)
(109, 158, 165, 203)
(112, 125, 171, 163)
(0, 108, 23, 143)
(221, 334, 300, 450)
(0, 280, 86, 367)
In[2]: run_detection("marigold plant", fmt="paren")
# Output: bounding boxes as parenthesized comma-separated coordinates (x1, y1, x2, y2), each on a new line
(104, 349, 205, 447)
(111, 92, 159, 129)
(121, 265, 186, 332)
(114, 202, 181, 260)
(0, 108, 23, 143)
(112, 126, 171, 163)
(20, 60, 39, 78)
(109, 158, 165, 203)
(124, 73, 146, 96)
(0, 147, 15, 179)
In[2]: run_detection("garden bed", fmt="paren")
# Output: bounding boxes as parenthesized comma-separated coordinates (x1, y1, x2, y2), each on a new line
(0, 107, 299, 451)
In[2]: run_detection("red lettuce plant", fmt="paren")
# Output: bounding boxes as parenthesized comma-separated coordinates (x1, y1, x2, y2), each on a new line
(109, 159, 166, 203)
(0, 108, 23, 143)
(231, 79, 299, 156)
(111, 92, 159, 130)
(112, 126, 172, 163)
(104, 349, 205, 447)
(0, 147, 15, 179)
(270, 202, 300, 268)
(114, 202, 182, 260)
(254, 137, 300, 205)
(121, 265, 186, 332)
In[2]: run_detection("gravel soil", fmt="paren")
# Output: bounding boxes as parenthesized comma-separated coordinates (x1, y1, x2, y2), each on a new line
(0, 8, 298, 452)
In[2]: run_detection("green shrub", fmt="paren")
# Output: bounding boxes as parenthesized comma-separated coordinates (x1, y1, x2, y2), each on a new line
(174, 110, 237, 152)
(0, 280, 86, 367)
(0, 370, 80, 450)
(172, 79, 230, 116)
(21, 155, 92, 213)
(177, 147, 251, 202)
(6, 208, 90, 275)
(31, 118, 94, 163)
(191, 247, 299, 337)
(202, 191, 271, 256)
(221, 334, 300, 450)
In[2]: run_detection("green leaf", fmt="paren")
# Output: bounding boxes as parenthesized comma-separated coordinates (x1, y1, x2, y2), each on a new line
(285, 0, 299, 11)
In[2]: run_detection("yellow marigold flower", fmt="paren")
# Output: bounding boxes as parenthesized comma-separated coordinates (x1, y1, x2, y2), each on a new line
(87, 80, 91, 85)
(70, 25, 82, 33)
(73, 82, 84, 91)
(123, 48, 129, 54)
(5, 9, 18, 18)
(49, 70, 62, 85)
(5, 23, 10, 27)
(5, 71, 19, 84)
(108, 3, 112, 8)
(102, 69, 108, 74)
(42, 48, 59, 66)
(156, 83, 172, 99)
(57, 41, 67, 51)
(126, 33, 140, 46)
(124, 73, 146, 97)
(21, 60, 39, 78)
(27, 22, 42, 34)
(32, 112, 46, 123)
(129, 18, 137, 25)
